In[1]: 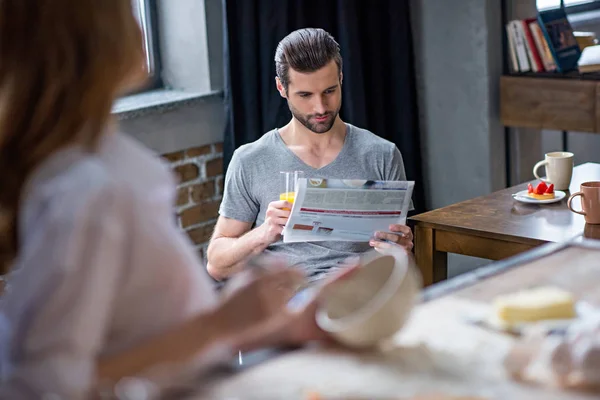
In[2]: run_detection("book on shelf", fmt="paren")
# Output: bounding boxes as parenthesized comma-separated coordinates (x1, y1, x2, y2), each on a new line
(537, 7, 581, 72)
(506, 21, 519, 73)
(527, 18, 556, 72)
(507, 20, 531, 72)
(522, 18, 544, 72)
(505, 8, 596, 75)
(506, 18, 550, 73)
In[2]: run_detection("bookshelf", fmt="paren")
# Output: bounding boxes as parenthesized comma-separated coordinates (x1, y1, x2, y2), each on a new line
(500, 74, 600, 133)
(502, 2, 600, 133)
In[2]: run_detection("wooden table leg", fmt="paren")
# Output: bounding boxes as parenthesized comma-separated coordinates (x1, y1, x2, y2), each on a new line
(414, 225, 448, 287)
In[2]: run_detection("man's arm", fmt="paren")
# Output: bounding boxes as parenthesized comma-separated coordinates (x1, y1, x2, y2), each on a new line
(206, 200, 291, 280)
(206, 217, 268, 280)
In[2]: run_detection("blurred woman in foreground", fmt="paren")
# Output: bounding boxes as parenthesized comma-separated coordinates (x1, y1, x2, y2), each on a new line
(0, 1, 331, 398)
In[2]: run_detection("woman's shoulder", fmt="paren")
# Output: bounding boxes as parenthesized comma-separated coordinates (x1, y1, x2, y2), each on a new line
(20, 133, 175, 240)
(100, 133, 176, 195)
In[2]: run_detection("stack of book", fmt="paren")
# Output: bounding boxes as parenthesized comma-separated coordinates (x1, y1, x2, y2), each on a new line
(506, 7, 582, 74)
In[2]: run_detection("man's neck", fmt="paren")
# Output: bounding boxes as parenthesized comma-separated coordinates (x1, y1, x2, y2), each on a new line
(278, 117, 347, 169)
(282, 117, 346, 151)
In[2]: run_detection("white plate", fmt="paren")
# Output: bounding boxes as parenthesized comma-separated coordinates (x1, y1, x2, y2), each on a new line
(512, 190, 566, 204)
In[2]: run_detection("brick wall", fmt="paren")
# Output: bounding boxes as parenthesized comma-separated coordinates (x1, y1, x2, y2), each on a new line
(161, 142, 224, 263)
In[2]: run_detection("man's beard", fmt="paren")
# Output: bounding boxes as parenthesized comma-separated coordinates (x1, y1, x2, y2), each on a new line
(288, 102, 340, 134)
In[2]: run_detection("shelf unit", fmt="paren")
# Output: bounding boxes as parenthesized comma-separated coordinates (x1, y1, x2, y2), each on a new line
(500, 73, 600, 133)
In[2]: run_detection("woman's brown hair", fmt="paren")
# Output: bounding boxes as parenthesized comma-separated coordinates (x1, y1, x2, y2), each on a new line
(0, 1, 147, 274)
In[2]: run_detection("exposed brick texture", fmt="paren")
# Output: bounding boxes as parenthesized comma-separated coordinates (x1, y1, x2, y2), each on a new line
(161, 142, 224, 261)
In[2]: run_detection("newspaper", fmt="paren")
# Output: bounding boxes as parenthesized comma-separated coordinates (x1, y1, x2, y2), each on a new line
(282, 178, 415, 243)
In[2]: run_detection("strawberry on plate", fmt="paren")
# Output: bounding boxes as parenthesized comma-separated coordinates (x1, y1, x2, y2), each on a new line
(526, 181, 556, 200)
(535, 182, 547, 195)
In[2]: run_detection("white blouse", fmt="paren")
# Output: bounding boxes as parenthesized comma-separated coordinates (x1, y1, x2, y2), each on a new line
(0, 133, 222, 398)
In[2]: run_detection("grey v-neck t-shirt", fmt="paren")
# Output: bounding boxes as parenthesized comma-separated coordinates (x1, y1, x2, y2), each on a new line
(219, 123, 411, 280)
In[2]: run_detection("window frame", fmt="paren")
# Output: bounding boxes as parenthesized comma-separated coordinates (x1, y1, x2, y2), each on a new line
(117, 0, 225, 110)
(538, 0, 600, 13)
(134, 0, 163, 92)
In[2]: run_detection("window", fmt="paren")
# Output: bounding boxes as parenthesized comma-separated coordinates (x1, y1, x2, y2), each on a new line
(537, 0, 600, 12)
(131, 0, 162, 89)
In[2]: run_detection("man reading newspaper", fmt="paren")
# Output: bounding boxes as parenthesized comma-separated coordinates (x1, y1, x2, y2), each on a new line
(206, 28, 414, 283)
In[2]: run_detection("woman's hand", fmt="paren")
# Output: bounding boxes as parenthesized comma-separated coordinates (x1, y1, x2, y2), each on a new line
(243, 264, 362, 349)
(94, 264, 303, 386)
(217, 259, 363, 353)
(216, 263, 304, 336)
(93, 262, 352, 385)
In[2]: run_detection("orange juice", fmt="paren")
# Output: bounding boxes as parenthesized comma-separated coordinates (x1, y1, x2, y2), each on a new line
(279, 191, 296, 203)
(280, 192, 295, 211)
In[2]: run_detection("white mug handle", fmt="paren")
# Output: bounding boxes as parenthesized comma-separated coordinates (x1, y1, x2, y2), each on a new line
(533, 160, 550, 182)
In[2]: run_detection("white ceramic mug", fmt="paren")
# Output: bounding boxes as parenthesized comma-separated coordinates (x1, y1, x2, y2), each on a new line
(532, 152, 574, 191)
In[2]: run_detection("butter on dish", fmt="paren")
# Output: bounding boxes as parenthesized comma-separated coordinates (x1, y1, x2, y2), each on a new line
(493, 286, 576, 325)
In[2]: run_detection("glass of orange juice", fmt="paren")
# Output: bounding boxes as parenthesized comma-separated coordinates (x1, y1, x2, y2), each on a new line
(280, 171, 304, 207)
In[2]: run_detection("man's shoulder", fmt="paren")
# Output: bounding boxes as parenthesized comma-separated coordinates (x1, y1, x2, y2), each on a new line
(232, 129, 279, 163)
(347, 124, 396, 155)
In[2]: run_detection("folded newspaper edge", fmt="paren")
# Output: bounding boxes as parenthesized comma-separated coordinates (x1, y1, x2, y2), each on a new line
(283, 178, 415, 243)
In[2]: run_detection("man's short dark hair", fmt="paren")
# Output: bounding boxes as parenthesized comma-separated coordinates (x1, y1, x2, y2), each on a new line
(275, 28, 342, 91)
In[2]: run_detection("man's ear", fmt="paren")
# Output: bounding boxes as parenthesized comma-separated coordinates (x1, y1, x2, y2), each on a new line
(275, 77, 287, 98)
(340, 72, 343, 86)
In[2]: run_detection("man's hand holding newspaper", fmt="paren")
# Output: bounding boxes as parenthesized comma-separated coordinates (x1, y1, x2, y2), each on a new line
(369, 223, 414, 252)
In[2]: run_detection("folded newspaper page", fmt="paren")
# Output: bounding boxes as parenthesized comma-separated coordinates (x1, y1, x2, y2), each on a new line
(282, 178, 415, 243)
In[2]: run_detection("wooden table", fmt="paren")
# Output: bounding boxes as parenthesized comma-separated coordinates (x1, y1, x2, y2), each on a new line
(409, 162, 600, 287)
(190, 238, 600, 400)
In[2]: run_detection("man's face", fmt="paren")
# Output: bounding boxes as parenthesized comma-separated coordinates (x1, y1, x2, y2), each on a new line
(277, 60, 342, 134)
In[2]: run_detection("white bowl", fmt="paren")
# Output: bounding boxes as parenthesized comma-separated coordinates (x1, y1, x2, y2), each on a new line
(316, 250, 422, 348)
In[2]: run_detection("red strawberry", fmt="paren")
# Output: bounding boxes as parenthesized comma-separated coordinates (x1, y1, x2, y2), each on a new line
(545, 183, 554, 194)
(528, 183, 534, 193)
(535, 182, 547, 195)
